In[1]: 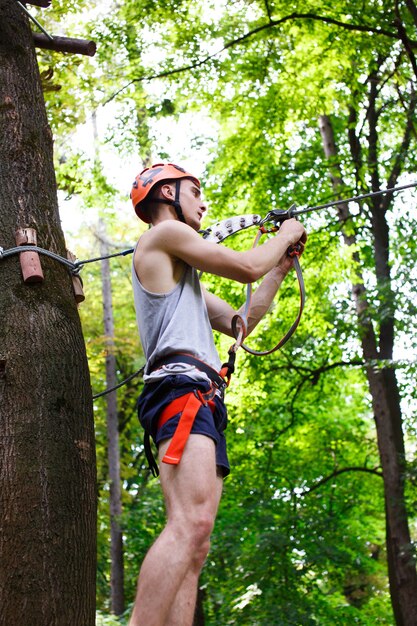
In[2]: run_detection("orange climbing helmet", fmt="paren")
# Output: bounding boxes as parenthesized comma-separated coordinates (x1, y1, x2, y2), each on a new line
(131, 163, 201, 223)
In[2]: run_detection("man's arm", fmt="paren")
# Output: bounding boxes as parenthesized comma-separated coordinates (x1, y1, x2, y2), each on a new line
(148, 218, 306, 284)
(203, 254, 296, 338)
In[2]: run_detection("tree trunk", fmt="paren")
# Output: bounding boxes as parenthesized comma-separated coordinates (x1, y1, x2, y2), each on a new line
(99, 221, 125, 615)
(0, 3, 96, 625)
(193, 586, 206, 626)
(319, 114, 417, 626)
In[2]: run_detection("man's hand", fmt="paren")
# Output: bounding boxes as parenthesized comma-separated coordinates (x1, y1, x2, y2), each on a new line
(278, 218, 307, 247)
(275, 219, 307, 274)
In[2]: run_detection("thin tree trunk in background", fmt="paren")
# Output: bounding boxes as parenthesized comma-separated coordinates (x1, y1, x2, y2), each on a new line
(193, 587, 206, 626)
(99, 220, 125, 615)
(0, 2, 96, 624)
(319, 114, 417, 626)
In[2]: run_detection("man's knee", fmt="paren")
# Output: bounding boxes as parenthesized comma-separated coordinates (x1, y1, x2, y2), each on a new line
(189, 514, 213, 569)
(173, 509, 215, 552)
(189, 509, 215, 545)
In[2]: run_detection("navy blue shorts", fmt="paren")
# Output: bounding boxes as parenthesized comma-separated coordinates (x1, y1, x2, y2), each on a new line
(137, 374, 230, 477)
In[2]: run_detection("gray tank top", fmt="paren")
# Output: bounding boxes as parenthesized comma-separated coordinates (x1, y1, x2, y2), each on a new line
(132, 257, 221, 375)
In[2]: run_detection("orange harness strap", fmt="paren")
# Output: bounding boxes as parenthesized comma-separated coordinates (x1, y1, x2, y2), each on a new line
(158, 390, 216, 466)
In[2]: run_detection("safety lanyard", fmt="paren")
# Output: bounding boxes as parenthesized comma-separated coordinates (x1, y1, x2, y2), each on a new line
(202, 205, 305, 357)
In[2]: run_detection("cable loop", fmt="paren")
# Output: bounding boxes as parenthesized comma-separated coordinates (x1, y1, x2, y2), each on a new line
(0, 244, 135, 272)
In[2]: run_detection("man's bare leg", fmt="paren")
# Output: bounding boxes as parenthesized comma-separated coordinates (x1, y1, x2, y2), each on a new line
(129, 434, 223, 626)
(164, 469, 223, 626)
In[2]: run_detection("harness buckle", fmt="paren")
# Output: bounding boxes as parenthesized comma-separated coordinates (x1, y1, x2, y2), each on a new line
(194, 386, 217, 406)
(194, 389, 207, 407)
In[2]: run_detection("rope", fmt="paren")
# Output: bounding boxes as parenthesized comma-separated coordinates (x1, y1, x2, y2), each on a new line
(92, 366, 144, 400)
(76, 247, 134, 268)
(240, 255, 305, 355)
(16, 0, 54, 41)
(0, 245, 77, 271)
(2, 181, 414, 271)
(0, 244, 134, 273)
(229, 225, 305, 356)
(296, 182, 417, 217)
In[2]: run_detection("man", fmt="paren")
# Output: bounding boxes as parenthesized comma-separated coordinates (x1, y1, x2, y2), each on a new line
(129, 163, 307, 626)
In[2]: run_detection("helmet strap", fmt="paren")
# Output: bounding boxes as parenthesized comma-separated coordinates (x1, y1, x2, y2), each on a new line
(172, 180, 186, 223)
(152, 180, 186, 223)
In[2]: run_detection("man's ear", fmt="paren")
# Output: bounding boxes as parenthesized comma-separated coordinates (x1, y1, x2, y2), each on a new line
(160, 183, 175, 200)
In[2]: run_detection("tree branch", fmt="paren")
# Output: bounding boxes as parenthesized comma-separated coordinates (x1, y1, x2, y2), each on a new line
(395, 0, 417, 80)
(395, 85, 417, 142)
(103, 12, 408, 105)
(347, 102, 363, 188)
(385, 84, 417, 199)
(272, 354, 365, 374)
(33, 33, 96, 56)
(367, 63, 382, 194)
(305, 466, 383, 494)
(405, 0, 417, 29)
(307, 359, 365, 384)
(25, 0, 51, 6)
(269, 356, 366, 392)
(263, 0, 272, 22)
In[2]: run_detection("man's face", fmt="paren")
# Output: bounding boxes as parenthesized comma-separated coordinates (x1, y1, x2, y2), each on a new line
(178, 179, 207, 230)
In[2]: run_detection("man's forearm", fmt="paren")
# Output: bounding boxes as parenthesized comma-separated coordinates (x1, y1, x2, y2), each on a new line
(237, 266, 290, 335)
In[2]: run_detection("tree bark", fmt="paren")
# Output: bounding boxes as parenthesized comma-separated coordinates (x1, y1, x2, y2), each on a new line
(319, 114, 417, 626)
(98, 221, 125, 615)
(0, 3, 96, 625)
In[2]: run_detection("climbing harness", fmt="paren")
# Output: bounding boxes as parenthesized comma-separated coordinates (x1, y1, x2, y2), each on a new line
(143, 353, 227, 476)
(143, 385, 218, 477)
(158, 388, 216, 463)
(150, 353, 230, 391)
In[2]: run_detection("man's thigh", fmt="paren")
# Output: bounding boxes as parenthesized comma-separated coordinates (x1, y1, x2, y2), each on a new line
(159, 434, 223, 518)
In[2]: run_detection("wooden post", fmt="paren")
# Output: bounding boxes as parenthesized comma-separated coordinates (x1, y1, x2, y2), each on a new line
(26, 0, 52, 7)
(15, 227, 44, 283)
(67, 250, 85, 304)
(32, 33, 97, 56)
